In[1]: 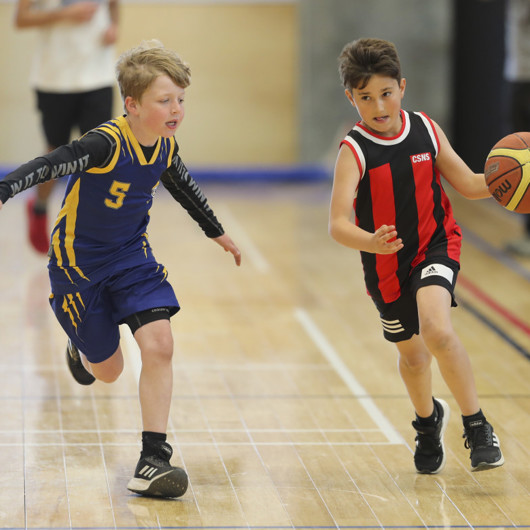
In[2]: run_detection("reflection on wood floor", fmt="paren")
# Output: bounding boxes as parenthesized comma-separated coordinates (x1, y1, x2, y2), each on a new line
(1, 179, 529, 529)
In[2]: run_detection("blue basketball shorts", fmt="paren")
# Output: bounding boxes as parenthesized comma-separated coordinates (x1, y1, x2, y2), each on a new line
(49, 261, 180, 363)
(377, 257, 459, 343)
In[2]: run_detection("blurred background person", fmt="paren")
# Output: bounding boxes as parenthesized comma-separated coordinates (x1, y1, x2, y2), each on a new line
(504, 0, 530, 256)
(15, 0, 119, 254)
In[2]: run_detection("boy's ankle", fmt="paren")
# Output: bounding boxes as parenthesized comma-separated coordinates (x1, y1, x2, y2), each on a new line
(141, 431, 170, 459)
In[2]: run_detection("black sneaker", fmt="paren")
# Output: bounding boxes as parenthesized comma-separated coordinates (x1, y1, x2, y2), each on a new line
(412, 398, 450, 474)
(463, 419, 504, 471)
(127, 441, 188, 498)
(66, 339, 95, 385)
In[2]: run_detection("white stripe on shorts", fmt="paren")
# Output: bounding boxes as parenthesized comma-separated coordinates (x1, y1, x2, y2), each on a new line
(381, 318, 405, 334)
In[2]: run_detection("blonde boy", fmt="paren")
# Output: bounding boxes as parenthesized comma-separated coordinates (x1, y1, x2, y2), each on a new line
(0, 40, 241, 497)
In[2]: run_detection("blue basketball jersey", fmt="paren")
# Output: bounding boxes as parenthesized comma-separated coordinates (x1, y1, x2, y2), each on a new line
(48, 116, 176, 294)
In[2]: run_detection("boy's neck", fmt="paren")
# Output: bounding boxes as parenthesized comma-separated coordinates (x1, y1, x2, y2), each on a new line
(125, 115, 158, 147)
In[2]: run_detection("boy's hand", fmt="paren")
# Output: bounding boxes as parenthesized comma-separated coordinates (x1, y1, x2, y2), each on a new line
(213, 234, 242, 266)
(102, 22, 118, 46)
(371, 224, 403, 254)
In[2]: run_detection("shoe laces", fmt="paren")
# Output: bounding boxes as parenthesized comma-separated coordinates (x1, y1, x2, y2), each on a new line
(463, 421, 492, 450)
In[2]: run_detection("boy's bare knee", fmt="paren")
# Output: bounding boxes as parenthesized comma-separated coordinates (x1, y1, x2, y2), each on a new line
(421, 319, 455, 353)
(96, 371, 120, 384)
(141, 337, 174, 367)
(400, 350, 430, 374)
(90, 356, 124, 383)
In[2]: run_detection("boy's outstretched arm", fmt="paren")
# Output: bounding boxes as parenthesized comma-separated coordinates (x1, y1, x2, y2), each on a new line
(433, 120, 490, 200)
(0, 133, 113, 206)
(160, 155, 241, 265)
(329, 145, 403, 254)
(213, 234, 241, 266)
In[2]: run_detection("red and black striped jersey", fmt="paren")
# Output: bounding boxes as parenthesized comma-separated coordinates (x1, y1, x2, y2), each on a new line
(341, 110, 462, 307)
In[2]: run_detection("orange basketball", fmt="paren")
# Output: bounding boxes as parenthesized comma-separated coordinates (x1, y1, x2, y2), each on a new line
(484, 131, 530, 213)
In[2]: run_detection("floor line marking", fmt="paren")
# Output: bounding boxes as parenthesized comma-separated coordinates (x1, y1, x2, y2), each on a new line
(215, 203, 270, 273)
(458, 273, 530, 336)
(294, 308, 404, 445)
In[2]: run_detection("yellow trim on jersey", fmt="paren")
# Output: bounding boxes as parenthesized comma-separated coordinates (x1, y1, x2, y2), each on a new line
(117, 116, 163, 165)
(167, 137, 176, 167)
(87, 121, 122, 175)
(61, 293, 85, 329)
(51, 179, 89, 282)
(62, 294, 78, 329)
(87, 116, 176, 172)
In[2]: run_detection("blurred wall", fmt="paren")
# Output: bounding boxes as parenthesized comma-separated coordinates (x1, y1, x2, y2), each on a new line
(0, 0, 454, 169)
(299, 0, 452, 166)
(0, 1, 298, 166)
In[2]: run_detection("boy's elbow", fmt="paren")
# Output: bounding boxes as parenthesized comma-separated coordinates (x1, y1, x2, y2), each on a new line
(328, 221, 340, 242)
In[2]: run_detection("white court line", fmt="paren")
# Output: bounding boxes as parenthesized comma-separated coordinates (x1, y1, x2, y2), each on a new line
(122, 310, 404, 444)
(3, 427, 382, 434)
(294, 307, 405, 445)
(215, 204, 270, 273)
(3, 441, 398, 447)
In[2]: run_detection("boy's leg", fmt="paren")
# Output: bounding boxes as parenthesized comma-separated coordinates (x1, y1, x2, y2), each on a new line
(396, 336, 449, 474)
(416, 284, 503, 470)
(76, 343, 124, 384)
(126, 317, 187, 498)
(395, 334, 433, 417)
(416, 285, 480, 415)
(134, 319, 174, 433)
(108, 263, 185, 496)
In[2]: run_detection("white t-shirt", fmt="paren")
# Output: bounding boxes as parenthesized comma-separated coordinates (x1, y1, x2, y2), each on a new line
(30, 0, 115, 92)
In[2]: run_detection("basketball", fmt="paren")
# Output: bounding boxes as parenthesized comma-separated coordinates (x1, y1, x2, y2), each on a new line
(484, 131, 530, 213)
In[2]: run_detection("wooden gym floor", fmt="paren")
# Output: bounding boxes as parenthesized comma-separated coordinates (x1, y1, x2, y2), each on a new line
(0, 179, 529, 530)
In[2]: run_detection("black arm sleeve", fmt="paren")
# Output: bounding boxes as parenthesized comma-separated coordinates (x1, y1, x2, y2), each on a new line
(160, 155, 224, 238)
(0, 131, 114, 204)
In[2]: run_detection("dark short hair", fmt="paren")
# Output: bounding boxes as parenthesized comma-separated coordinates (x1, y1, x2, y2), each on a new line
(338, 38, 401, 91)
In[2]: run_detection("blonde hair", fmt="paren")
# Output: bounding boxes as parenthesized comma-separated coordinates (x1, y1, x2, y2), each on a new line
(116, 40, 191, 105)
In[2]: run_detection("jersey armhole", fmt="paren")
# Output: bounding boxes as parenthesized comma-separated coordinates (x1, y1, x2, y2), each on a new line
(86, 128, 121, 174)
(416, 112, 440, 157)
(340, 137, 365, 180)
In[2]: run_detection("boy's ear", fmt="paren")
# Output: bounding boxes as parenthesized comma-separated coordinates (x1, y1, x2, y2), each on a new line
(345, 89, 356, 107)
(400, 78, 406, 98)
(125, 96, 139, 115)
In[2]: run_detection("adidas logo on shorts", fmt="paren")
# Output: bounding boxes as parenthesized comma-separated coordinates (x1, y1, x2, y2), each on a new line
(420, 263, 454, 283)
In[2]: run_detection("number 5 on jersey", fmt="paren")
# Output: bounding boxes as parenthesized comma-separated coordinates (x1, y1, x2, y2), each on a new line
(105, 181, 131, 209)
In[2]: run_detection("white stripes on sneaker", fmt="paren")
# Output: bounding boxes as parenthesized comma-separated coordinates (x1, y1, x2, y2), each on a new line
(138, 465, 159, 479)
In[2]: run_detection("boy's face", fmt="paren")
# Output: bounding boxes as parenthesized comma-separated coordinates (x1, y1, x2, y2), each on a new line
(125, 75, 186, 145)
(345, 75, 406, 137)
